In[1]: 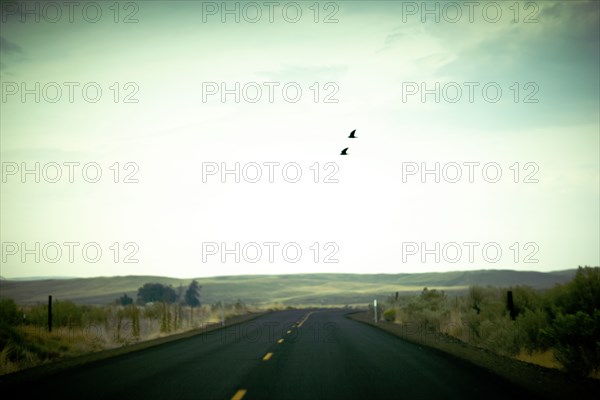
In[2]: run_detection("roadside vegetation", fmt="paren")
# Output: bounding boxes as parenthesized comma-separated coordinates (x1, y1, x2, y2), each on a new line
(380, 266, 600, 378)
(0, 280, 254, 375)
(2, 268, 598, 379)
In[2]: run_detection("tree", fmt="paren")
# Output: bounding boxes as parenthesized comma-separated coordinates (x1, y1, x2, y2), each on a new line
(176, 284, 185, 303)
(137, 283, 177, 304)
(117, 293, 133, 306)
(184, 280, 201, 308)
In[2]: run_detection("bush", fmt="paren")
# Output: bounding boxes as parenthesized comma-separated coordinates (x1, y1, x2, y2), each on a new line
(483, 317, 521, 356)
(393, 269, 600, 376)
(516, 308, 551, 353)
(510, 285, 543, 317)
(541, 266, 600, 376)
(544, 310, 600, 376)
(117, 294, 133, 306)
(420, 288, 446, 311)
(383, 309, 396, 322)
(0, 298, 20, 326)
(0, 324, 25, 357)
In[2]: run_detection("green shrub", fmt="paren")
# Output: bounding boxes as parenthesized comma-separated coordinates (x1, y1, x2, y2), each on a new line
(0, 298, 20, 326)
(0, 324, 25, 356)
(516, 308, 550, 353)
(510, 285, 543, 317)
(419, 288, 446, 310)
(484, 317, 521, 356)
(543, 310, 600, 376)
(383, 309, 396, 322)
(541, 267, 600, 376)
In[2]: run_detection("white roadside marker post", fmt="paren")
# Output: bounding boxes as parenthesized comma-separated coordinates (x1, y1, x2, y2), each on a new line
(374, 299, 378, 323)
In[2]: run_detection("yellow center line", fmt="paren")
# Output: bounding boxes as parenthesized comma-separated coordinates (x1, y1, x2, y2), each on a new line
(297, 311, 315, 328)
(262, 352, 273, 361)
(287, 330, 292, 334)
(231, 389, 247, 400)
(277, 338, 284, 344)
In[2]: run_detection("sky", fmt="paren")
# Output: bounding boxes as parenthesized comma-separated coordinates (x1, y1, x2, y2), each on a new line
(0, 0, 598, 279)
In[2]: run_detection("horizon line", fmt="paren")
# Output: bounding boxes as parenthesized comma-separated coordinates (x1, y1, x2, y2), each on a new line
(1, 267, 589, 282)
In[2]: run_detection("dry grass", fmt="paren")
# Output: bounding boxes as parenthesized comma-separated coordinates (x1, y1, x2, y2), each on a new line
(0, 325, 105, 375)
(0, 304, 256, 376)
(516, 350, 561, 370)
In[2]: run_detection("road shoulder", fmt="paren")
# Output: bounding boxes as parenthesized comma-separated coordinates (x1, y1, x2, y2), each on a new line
(348, 311, 599, 400)
(0, 312, 268, 386)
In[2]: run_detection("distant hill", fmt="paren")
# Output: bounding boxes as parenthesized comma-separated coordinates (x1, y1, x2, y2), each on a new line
(0, 269, 577, 306)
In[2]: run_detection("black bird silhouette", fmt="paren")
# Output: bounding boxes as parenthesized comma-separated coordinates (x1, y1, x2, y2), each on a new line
(341, 147, 349, 155)
(348, 129, 357, 138)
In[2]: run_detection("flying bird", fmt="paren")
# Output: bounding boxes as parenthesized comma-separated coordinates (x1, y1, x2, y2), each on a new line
(348, 129, 357, 138)
(340, 147, 349, 155)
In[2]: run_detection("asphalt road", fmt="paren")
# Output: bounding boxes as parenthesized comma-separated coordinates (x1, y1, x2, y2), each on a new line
(1, 309, 542, 399)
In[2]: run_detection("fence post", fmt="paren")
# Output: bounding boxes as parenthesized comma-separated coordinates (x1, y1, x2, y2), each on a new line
(48, 295, 53, 332)
(507, 291, 516, 320)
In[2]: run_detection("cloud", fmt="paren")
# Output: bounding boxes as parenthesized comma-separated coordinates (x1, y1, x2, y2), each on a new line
(423, 0, 599, 110)
(383, 30, 405, 47)
(538, 0, 599, 40)
(0, 36, 23, 54)
(414, 53, 455, 71)
(0, 36, 24, 75)
(255, 64, 348, 83)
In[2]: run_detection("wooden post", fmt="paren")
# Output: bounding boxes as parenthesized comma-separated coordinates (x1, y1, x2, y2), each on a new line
(507, 291, 516, 320)
(48, 295, 53, 332)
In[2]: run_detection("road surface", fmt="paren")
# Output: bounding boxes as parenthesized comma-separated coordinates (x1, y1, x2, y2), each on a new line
(1, 309, 541, 399)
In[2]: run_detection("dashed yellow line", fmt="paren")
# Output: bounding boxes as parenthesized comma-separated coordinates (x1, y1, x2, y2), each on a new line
(297, 311, 315, 328)
(231, 389, 247, 400)
(262, 352, 273, 361)
(277, 338, 284, 344)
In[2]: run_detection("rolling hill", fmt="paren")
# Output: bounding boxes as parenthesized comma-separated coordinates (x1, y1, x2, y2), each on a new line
(0, 269, 577, 306)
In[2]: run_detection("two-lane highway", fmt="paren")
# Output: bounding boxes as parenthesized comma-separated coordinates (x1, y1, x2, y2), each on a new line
(0, 309, 540, 399)
(235, 309, 538, 399)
